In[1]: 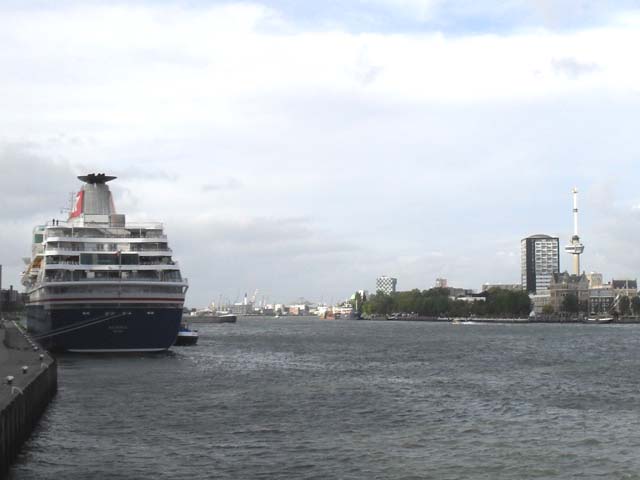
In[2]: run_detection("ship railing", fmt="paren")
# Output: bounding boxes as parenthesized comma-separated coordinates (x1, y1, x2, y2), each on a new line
(45, 246, 173, 253)
(124, 222, 164, 229)
(44, 276, 186, 283)
(46, 232, 168, 240)
(44, 261, 179, 267)
(45, 260, 174, 265)
(46, 220, 164, 229)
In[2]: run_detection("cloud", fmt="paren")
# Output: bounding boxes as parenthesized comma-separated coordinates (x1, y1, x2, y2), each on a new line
(2, 3, 640, 305)
(169, 216, 365, 304)
(0, 144, 77, 219)
(551, 57, 602, 79)
(359, 0, 442, 22)
(202, 178, 243, 192)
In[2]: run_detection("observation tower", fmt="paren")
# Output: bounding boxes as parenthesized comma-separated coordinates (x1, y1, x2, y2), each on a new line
(564, 187, 585, 275)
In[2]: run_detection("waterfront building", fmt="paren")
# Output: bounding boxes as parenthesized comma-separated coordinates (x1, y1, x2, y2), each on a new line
(586, 272, 603, 288)
(230, 303, 253, 315)
(435, 278, 448, 289)
(332, 306, 355, 317)
(376, 276, 397, 295)
(456, 295, 486, 303)
(0, 285, 26, 313)
(589, 285, 615, 314)
(530, 293, 551, 314)
(481, 283, 522, 292)
(521, 234, 560, 294)
(549, 272, 589, 313)
(448, 287, 475, 298)
(288, 304, 309, 316)
(611, 279, 638, 298)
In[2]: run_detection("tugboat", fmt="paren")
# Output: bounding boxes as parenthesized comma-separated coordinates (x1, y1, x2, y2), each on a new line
(174, 323, 199, 346)
(21, 173, 188, 352)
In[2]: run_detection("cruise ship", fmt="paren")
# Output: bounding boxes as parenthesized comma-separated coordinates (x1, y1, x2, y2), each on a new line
(21, 173, 188, 352)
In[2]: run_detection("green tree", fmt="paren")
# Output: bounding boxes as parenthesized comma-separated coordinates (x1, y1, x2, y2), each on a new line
(542, 304, 554, 315)
(362, 291, 394, 315)
(561, 294, 579, 313)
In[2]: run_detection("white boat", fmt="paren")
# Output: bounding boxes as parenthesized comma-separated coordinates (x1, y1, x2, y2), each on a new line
(585, 317, 614, 324)
(174, 324, 199, 346)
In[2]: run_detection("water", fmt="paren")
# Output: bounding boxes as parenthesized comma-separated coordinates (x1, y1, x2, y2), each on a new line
(10, 318, 640, 479)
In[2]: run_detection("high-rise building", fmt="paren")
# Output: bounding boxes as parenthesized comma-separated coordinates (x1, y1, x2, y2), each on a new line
(586, 272, 603, 288)
(435, 278, 448, 288)
(376, 276, 397, 294)
(521, 234, 560, 294)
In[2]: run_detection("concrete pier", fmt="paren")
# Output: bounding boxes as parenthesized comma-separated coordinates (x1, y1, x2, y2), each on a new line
(0, 321, 57, 477)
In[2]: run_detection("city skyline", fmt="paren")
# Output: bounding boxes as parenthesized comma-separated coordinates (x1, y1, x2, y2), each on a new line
(2, 2, 640, 306)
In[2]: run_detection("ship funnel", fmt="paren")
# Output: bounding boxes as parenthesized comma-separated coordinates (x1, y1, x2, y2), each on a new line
(69, 173, 118, 221)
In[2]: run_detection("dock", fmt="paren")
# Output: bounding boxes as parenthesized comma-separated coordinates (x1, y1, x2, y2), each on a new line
(0, 320, 57, 477)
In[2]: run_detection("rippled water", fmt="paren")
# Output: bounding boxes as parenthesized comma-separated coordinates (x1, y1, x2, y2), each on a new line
(10, 318, 640, 479)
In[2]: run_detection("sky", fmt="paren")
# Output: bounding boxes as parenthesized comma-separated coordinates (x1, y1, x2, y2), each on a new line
(2, 0, 640, 307)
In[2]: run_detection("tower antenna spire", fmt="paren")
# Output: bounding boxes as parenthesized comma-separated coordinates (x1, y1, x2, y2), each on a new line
(565, 187, 584, 275)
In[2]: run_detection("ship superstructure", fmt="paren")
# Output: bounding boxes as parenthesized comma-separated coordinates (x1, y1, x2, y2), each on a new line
(22, 173, 188, 352)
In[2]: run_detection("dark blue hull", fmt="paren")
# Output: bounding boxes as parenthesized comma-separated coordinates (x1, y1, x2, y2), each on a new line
(26, 304, 182, 352)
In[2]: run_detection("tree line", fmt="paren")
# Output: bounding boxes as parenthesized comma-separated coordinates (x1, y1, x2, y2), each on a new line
(360, 288, 531, 317)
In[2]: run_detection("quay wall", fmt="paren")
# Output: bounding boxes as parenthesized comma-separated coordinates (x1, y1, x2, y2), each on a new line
(0, 322, 57, 477)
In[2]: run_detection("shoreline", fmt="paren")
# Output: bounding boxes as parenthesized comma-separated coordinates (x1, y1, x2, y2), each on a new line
(0, 320, 57, 476)
(366, 316, 640, 324)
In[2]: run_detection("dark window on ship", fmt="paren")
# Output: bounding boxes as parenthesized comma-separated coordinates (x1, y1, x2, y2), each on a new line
(120, 253, 139, 265)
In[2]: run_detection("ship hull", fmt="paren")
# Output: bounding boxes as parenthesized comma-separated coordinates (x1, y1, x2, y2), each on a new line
(26, 304, 182, 352)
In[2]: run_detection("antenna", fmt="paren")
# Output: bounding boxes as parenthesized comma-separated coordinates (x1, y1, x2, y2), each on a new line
(572, 187, 579, 236)
(60, 191, 75, 214)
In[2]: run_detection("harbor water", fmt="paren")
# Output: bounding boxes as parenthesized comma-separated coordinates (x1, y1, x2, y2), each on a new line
(9, 318, 640, 479)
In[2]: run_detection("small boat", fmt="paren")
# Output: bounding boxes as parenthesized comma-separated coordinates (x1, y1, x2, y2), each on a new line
(214, 314, 237, 324)
(184, 313, 237, 324)
(585, 317, 614, 324)
(174, 324, 199, 346)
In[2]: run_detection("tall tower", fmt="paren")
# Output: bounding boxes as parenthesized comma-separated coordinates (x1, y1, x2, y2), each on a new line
(564, 187, 584, 275)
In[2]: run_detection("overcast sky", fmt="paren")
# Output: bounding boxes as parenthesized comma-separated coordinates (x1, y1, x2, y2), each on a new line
(2, 0, 640, 307)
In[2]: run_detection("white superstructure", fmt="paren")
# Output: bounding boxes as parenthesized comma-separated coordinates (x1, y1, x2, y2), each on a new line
(22, 174, 187, 305)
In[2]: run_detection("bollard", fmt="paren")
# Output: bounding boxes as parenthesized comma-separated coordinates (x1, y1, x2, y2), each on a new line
(39, 354, 44, 361)
(22, 366, 28, 374)
(6, 375, 14, 385)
